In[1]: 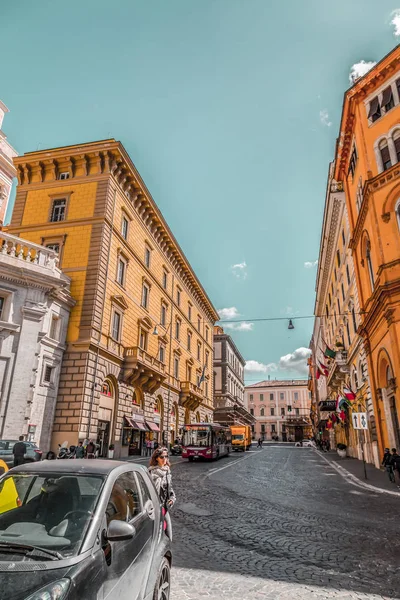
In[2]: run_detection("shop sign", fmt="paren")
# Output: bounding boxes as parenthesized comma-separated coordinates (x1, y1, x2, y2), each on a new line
(319, 400, 337, 411)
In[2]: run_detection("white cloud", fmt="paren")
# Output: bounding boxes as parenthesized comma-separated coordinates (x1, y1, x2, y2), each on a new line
(218, 307, 240, 320)
(230, 261, 247, 280)
(279, 347, 311, 375)
(391, 10, 400, 36)
(319, 109, 332, 127)
(225, 321, 254, 332)
(304, 260, 318, 269)
(349, 60, 377, 84)
(281, 306, 294, 316)
(245, 360, 278, 373)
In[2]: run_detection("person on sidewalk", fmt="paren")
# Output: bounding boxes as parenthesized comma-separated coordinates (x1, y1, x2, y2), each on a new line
(148, 447, 175, 540)
(12, 436, 26, 467)
(382, 448, 395, 483)
(391, 448, 400, 488)
(86, 440, 96, 459)
(146, 439, 152, 457)
(75, 441, 85, 459)
(257, 438, 263, 449)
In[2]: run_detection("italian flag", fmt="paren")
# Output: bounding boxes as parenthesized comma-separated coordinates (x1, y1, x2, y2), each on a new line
(319, 362, 329, 376)
(343, 387, 356, 401)
(324, 346, 336, 359)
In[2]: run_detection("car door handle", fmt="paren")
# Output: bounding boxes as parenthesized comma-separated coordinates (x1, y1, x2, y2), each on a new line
(145, 500, 155, 520)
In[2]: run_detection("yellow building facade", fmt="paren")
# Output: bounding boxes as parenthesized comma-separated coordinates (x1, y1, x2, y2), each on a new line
(9, 139, 218, 457)
(332, 46, 400, 459)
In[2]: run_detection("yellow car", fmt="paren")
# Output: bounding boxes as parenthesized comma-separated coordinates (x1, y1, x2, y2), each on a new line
(0, 459, 21, 514)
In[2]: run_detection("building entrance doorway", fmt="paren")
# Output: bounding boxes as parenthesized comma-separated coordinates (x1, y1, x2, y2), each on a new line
(97, 420, 110, 457)
(295, 426, 303, 442)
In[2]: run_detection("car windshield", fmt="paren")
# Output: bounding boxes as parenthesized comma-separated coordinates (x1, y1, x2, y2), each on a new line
(232, 434, 244, 440)
(183, 428, 211, 447)
(0, 472, 104, 558)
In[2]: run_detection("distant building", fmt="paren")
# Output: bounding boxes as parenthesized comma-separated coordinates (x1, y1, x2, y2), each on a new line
(213, 326, 253, 426)
(0, 101, 18, 224)
(0, 232, 74, 450)
(244, 380, 312, 441)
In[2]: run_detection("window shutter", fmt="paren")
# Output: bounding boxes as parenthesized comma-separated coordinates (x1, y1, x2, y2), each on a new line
(381, 86, 393, 107)
(380, 145, 391, 165)
(394, 136, 400, 158)
(368, 97, 380, 118)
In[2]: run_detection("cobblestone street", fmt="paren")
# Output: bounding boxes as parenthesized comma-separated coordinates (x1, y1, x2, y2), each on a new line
(168, 446, 400, 600)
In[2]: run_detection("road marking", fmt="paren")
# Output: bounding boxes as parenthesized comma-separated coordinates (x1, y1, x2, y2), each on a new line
(316, 450, 400, 497)
(205, 451, 262, 478)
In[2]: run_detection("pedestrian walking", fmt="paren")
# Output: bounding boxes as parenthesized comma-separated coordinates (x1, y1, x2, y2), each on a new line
(257, 437, 263, 449)
(12, 436, 26, 467)
(153, 440, 159, 451)
(148, 446, 176, 540)
(86, 439, 96, 459)
(326, 439, 331, 452)
(75, 441, 85, 459)
(382, 448, 395, 483)
(146, 439, 152, 457)
(391, 448, 400, 488)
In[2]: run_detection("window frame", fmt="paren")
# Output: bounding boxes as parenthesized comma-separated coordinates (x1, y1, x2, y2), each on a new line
(50, 198, 67, 223)
(121, 215, 129, 240)
(49, 314, 62, 341)
(141, 282, 150, 310)
(144, 244, 151, 269)
(117, 256, 127, 287)
(111, 309, 122, 342)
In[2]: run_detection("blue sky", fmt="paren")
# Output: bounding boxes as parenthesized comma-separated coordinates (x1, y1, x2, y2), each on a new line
(1, 0, 400, 381)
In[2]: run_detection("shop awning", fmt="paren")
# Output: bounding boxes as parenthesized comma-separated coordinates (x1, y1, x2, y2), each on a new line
(124, 416, 148, 431)
(146, 420, 160, 432)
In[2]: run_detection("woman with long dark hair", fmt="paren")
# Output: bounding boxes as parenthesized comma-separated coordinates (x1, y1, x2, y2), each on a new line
(149, 446, 176, 540)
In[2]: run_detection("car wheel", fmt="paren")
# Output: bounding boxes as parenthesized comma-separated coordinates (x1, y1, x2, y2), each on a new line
(188, 457, 194, 462)
(153, 557, 171, 600)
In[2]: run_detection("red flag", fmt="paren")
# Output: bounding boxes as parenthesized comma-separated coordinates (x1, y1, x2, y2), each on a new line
(343, 387, 356, 401)
(316, 367, 322, 380)
(319, 362, 329, 376)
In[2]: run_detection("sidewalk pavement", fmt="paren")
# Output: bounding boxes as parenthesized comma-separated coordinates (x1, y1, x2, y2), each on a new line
(319, 450, 400, 494)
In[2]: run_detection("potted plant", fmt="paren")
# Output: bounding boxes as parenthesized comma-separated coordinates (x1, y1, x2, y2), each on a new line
(108, 444, 115, 459)
(337, 443, 347, 458)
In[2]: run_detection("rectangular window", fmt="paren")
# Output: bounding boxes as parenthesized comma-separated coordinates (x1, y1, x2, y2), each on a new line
(205, 350, 209, 368)
(162, 270, 168, 290)
(261, 424, 265, 433)
(58, 172, 70, 180)
(394, 134, 400, 162)
(188, 303, 192, 321)
(280, 393, 284, 400)
(197, 342, 201, 361)
(43, 365, 53, 383)
(271, 424, 276, 433)
(294, 392, 298, 401)
(352, 308, 357, 333)
(341, 283, 345, 302)
(161, 303, 167, 327)
(270, 393, 274, 401)
(295, 408, 300, 416)
(141, 283, 149, 309)
(250, 408, 254, 416)
(159, 345, 165, 363)
(46, 243, 60, 254)
(337, 299, 341, 317)
(139, 329, 148, 351)
(121, 216, 129, 240)
(0, 297, 5, 320)
(117, 258, 126, 286)
(346, 322, 351, 347)
(187, 331, 192, 351)
(175, 319, 181, 340)
(346, 265, 351, 285)
(49, 315, 61, 341)
(281, 407, 285, 416)
(112, 311, 121, 341)
(205, 381, 208, 397)
(381, 86, 394, 113)
(380, 144, 392, 171)
(176, 287, 181, 306)
(260, 394, 264, 401)
(334, 268, 337, 282)
(368, 97, 381, 123)
(144, 246, 151, 268)
(187, 365, 192, 382)
(50, 199, 66, 222)
(287, 405, 292, 413)
(342, 229, 345, 245)
(271, 407, 275, 416)
(348, 145, 358, 178)
(174, 357, 179, 379)
(250, 394, 253, 401)
(336, 250, 341, 267)
(206, 327, 209, 343)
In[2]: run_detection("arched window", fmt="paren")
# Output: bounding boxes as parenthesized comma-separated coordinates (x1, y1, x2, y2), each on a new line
(379, 140, 392, 171)
(366, 242, 374, 290)
(393, 129, 400, 163)
(260, 407, 265, 417)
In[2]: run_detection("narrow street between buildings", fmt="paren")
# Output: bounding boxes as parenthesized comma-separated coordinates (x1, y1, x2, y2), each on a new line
(164, 446, 400, 600)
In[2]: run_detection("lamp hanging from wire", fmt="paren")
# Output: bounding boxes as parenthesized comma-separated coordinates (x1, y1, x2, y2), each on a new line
(288, 319, 295, 330)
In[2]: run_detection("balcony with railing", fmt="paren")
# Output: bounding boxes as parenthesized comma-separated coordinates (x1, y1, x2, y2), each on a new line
(123, 346, 166, 394)
(0, 232, 59, 272)
(179, 381, 203, 411)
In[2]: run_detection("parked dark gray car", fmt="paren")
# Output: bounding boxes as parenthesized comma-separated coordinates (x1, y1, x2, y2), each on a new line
(0, 440, 42, 467)
(0, 460, 172, 599)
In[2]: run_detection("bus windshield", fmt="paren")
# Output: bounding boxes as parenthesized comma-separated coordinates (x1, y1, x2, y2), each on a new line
(183, 428, 211, 447)
(232, 434, 244, 440)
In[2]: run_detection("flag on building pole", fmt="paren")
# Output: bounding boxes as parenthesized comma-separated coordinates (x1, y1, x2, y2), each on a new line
(324, 345, 336, 359)
(198, 365, 206, 386)
(316, 366, 323, 380)
(319, 362, 329, 376)
(343, 387, 356, 401)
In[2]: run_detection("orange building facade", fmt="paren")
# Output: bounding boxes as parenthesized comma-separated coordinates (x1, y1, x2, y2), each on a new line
(333, 46, 400, 457)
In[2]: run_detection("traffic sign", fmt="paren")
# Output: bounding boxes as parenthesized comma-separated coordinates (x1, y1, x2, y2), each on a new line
(352, 412, 368, 430)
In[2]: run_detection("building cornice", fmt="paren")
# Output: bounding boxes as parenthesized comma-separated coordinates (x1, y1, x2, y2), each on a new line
(13, 139, 219, 323)
(213, 333, 246, 366)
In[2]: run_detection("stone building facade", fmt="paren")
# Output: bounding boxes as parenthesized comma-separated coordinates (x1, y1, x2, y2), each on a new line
(311, 162, 378, 467)
(9, 139, 218, 458)
(245, 380, 312, 441)
(213, 326, 245, 408)
(0, 100, 17, 224)
(0, 232, 74, 451)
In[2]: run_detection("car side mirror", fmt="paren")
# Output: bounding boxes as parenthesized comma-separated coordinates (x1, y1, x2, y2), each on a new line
(107, 520, 136, 542)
